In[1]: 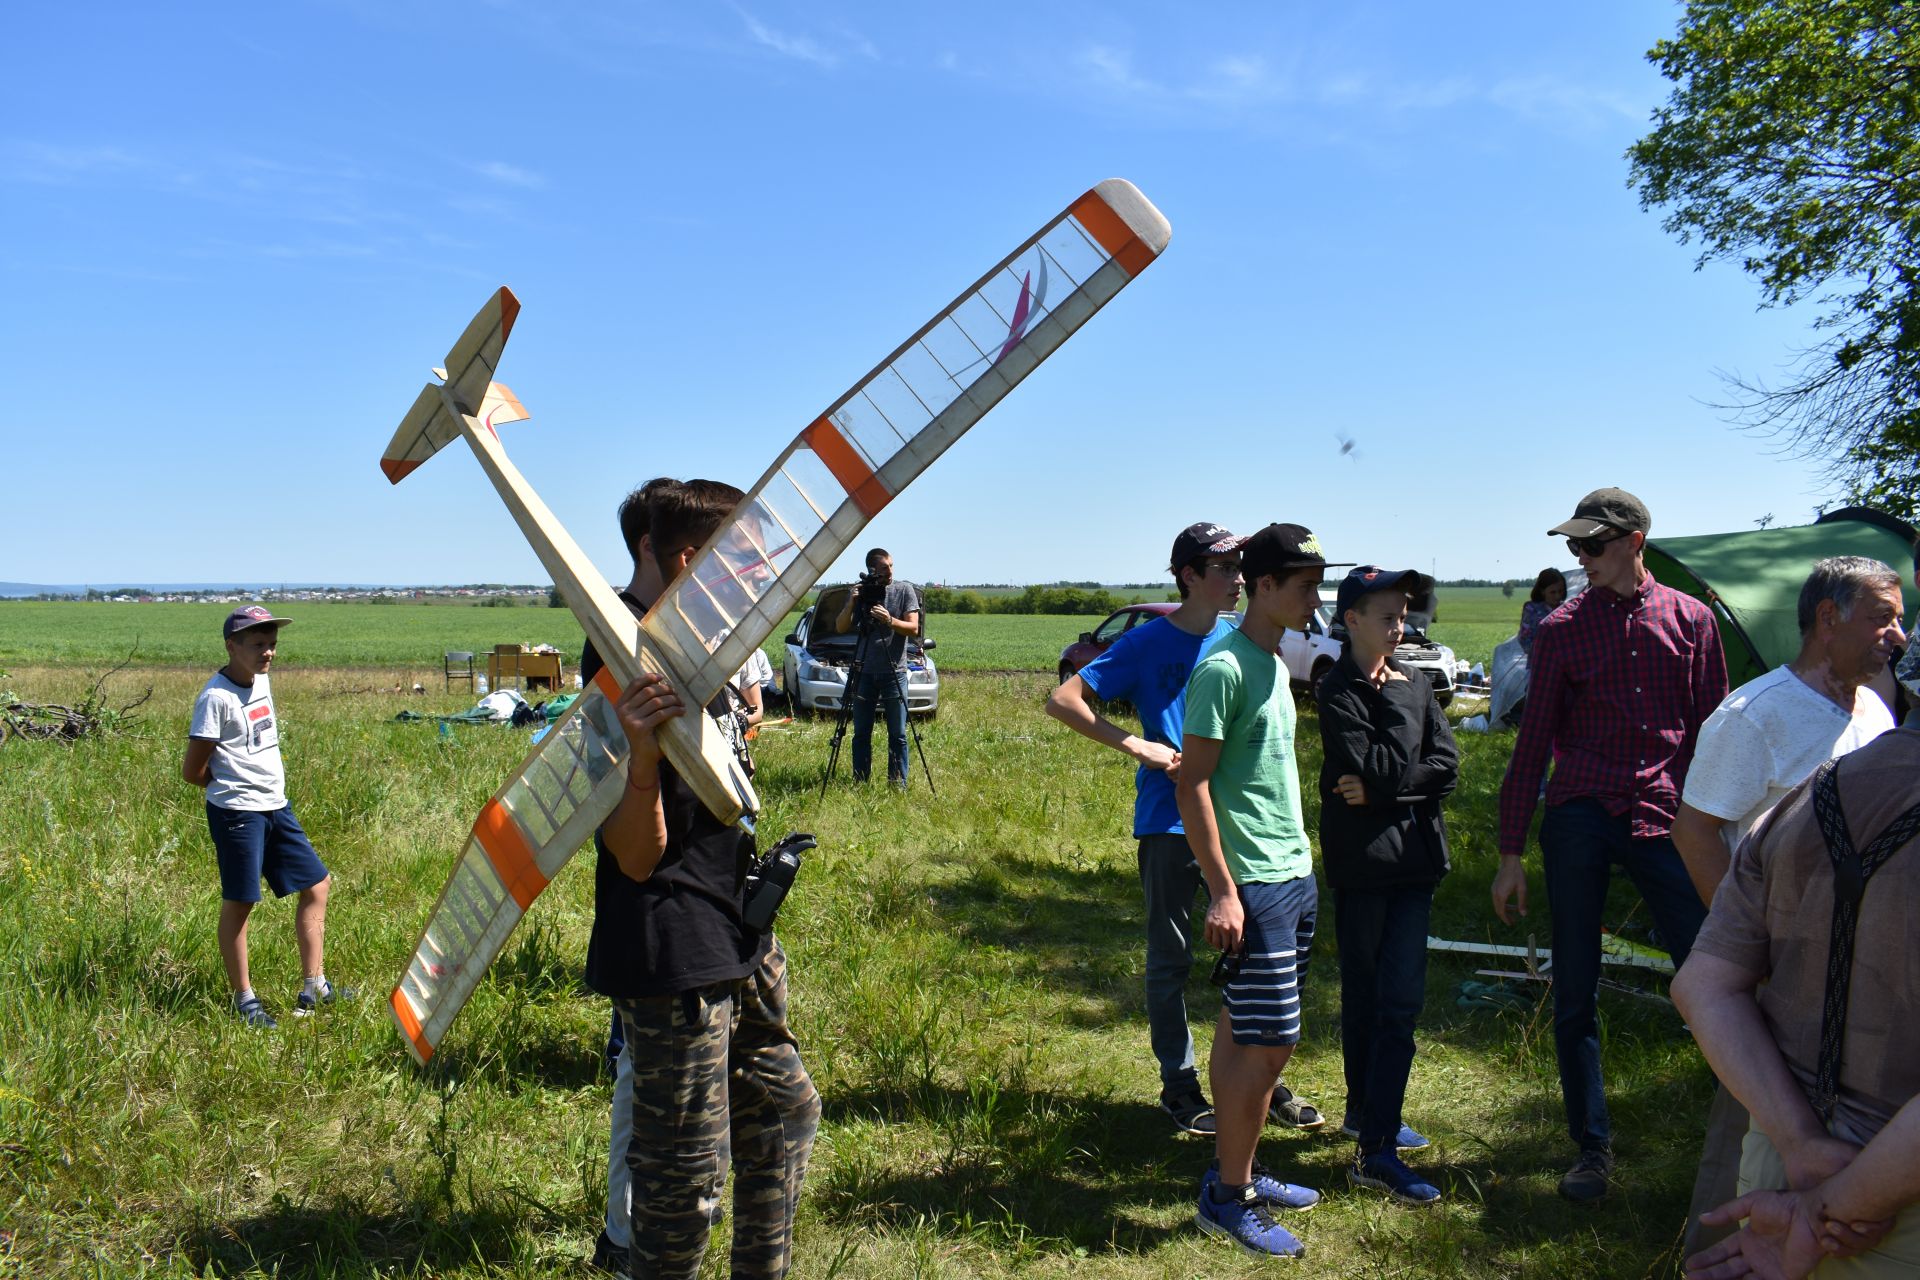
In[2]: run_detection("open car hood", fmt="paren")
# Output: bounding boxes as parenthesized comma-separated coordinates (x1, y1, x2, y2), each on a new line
(806, 585, 928, 663)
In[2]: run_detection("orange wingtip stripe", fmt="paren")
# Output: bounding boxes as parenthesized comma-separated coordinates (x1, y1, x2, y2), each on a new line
(1068, 192, 1156, 278)
(472, 800, 548, 910)
(592, 666, 622, 702)
(381, 457, 423, 485)
(498, 287, 520, 341)
(389, 988, 433, 1061)
(803, 418, 890, 518)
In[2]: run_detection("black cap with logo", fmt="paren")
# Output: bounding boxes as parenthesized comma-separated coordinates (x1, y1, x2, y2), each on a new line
(1169, 522, 1249, 571)
(1240, 523, 1347, 582)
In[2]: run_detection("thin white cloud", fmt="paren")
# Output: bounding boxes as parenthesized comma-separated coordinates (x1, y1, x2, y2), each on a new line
(472, 160, 547, 189)
(1077, 45, 1162, 97)
(737, 8, 838, 68)
(1485, 75, 1645, 127)
(1061, 43, 1648, 134)
(0, 141, 193, 186)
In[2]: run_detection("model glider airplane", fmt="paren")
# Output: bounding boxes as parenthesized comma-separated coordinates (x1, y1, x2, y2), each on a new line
(382, 179, 1171, 1065)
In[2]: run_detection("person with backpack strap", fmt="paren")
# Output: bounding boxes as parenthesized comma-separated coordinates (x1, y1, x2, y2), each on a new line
(1674, 727, 1920, 1278)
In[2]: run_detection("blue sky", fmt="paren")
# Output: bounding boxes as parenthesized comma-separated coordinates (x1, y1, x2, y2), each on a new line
(6, 1, 1837, 589)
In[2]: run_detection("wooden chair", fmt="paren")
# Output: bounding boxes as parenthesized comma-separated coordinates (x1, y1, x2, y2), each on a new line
(493, 643, 525, 690)
(444, 651, 475, 692)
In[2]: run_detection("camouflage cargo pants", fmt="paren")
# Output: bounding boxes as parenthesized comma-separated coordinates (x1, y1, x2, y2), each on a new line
(614, 939, 820, 1280)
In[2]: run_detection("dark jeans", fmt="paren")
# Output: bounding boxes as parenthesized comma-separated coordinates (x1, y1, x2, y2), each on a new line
(1540, 798, 1707, 1152)
(850, 667, 908, 784)
(1334, 882, 1433, 1153)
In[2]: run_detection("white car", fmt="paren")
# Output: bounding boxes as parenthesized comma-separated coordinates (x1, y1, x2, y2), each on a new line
(782, 584, 939, 717)
(1278, 606, 1344, 691)
(1294, 592, 1459, 707)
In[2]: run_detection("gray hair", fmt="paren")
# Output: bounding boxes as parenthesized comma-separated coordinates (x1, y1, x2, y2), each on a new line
(1797, 556, 1902, 637)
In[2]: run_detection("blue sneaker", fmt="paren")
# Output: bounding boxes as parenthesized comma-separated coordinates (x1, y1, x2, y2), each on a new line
(1204, 1159, 1320, 1211)
(234, 994, 277, 1029)
(1195, 1182, 1306, 1258)
(1349, 1151, 1442, 1205)
(1340, 1117, 1430, 1150)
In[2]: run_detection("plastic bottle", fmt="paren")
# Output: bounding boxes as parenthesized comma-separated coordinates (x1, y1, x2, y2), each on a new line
(476, 674, 489, 696)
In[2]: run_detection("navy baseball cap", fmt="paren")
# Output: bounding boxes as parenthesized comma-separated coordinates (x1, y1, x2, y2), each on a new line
(1335, 566, 1434, 620)
(222, 605, 293, 639)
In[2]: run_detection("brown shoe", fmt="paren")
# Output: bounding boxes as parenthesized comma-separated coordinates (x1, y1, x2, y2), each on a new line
(1557, 1148, 1613, 1203)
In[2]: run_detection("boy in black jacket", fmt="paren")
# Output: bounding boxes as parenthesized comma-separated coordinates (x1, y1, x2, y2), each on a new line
(1316, 566, 1459, 1205)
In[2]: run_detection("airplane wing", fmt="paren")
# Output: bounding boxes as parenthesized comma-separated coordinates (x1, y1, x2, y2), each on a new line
(642, 178, 1171, 706)
(390, 675, 631, 1064)
(386, 179, 1169, 1064)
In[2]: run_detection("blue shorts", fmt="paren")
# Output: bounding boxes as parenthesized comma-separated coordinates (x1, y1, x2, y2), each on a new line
(206, 803, 329, 903)
(1224, 875, 1318, 1046)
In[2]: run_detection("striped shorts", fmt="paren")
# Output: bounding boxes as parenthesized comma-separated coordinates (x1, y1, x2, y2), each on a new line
(1224, 875, 1318, 1046)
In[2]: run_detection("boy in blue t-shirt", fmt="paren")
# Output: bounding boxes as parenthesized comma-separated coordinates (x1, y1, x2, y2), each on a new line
(1045, 523, 1322, 1137)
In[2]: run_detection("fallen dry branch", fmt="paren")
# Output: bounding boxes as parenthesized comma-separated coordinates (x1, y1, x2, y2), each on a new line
(0, 647, 152, 746)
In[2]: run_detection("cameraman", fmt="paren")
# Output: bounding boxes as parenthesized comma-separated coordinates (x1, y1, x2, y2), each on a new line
(834, 547, 922, 786)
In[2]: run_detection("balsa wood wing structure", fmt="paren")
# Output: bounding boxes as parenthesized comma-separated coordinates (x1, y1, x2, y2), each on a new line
(384, 180, 1170, 1064)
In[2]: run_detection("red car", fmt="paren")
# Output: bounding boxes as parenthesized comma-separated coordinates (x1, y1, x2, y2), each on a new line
(1057, 603, 1180, 683)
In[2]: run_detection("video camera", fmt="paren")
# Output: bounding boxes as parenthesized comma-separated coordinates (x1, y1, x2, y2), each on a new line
(852, 567, 890, 627)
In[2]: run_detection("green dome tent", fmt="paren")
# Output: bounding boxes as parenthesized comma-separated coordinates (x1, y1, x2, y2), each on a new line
(1643, 507, 1918, 690)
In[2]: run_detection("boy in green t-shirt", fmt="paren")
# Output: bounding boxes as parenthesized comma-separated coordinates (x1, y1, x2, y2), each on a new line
(1177, 522, 1332, 1259)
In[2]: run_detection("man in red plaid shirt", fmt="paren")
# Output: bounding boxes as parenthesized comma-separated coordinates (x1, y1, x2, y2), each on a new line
(1490, 487, 1727, 1204)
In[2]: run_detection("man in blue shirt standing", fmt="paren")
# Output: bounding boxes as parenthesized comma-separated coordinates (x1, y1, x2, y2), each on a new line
(1045, 522, 1322, 1137)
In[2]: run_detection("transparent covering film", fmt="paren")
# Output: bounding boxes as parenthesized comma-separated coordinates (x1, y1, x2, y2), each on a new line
(497, 687, 628, 864)
(394, 688, 633, 1057)
(398, 838, 517, 1046)
(652, 199, 1133, 691)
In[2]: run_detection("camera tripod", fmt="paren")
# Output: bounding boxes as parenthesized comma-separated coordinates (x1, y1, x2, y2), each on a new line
(819, 622, 935, 796)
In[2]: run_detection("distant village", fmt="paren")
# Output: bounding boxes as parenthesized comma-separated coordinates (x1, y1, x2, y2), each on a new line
(20, 585, 555, 605)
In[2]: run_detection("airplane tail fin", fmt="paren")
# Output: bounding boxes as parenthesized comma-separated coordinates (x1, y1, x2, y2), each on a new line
(379, 286, 528, 484)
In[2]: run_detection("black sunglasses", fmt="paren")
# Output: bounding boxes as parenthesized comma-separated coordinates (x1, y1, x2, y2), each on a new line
(1566, 531, 1627, 558)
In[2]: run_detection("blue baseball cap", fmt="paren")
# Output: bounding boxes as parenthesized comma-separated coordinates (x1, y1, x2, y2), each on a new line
(1335, 566, 1433, 621)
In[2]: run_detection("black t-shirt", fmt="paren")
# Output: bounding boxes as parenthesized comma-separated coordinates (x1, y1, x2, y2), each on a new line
(580, 592, 767, 999)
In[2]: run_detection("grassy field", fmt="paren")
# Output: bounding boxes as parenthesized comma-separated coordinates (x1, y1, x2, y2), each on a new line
(0, 587, 1526, 676)
(0, 604, 1710, 1278)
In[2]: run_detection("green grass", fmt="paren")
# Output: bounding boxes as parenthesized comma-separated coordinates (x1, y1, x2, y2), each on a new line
(0, 642, 1707, 1278)
(0, 585, 1527, 678)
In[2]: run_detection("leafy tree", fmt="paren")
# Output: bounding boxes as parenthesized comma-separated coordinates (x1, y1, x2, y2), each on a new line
(1628, 0, 1920, 518)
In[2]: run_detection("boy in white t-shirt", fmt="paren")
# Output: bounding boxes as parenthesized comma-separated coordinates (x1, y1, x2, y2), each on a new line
(183, 607, 351, 1028)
